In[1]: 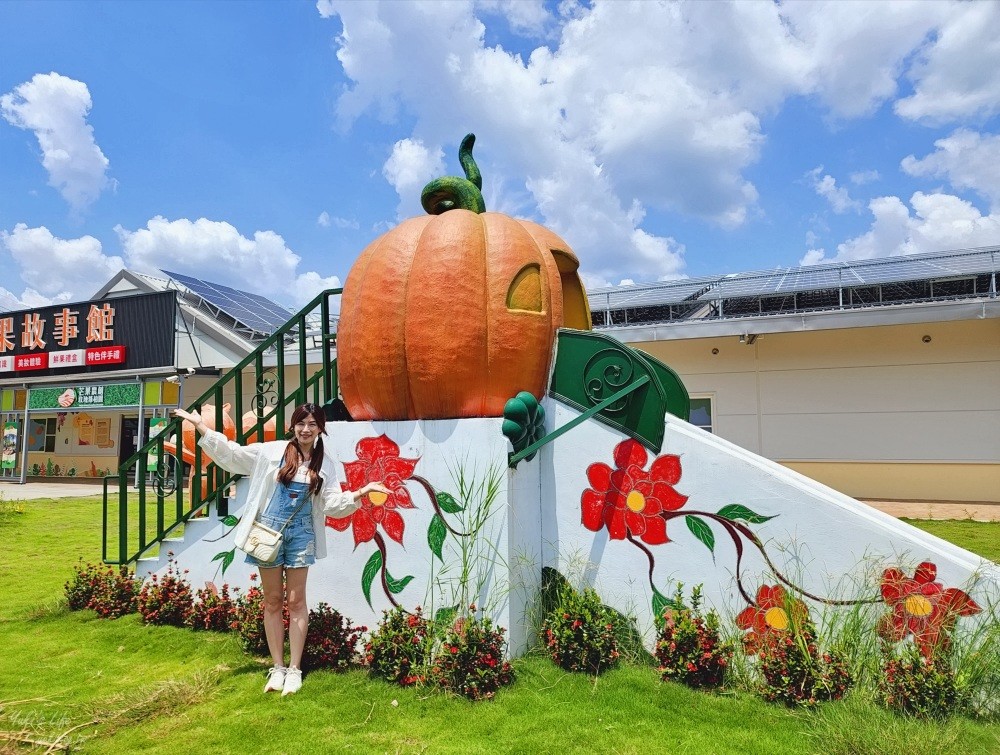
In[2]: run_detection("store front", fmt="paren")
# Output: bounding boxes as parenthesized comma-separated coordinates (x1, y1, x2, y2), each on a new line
(0, 290, 179, 483)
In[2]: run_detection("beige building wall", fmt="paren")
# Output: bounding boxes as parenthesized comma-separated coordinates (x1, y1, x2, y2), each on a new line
(634, 318, 1000, 502)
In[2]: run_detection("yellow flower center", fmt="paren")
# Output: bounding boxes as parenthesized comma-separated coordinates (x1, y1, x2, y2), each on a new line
(764, 607, 789, 630)
(626, 490, 646, 513)
(368, 490, 388, 506)
(904, 595, 933, 617)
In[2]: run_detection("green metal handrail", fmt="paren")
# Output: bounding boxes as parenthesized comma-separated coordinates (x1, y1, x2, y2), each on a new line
(102, 288, 342, 565)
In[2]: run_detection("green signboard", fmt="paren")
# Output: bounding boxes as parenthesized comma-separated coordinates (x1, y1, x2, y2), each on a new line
(28, 383, 142, 411)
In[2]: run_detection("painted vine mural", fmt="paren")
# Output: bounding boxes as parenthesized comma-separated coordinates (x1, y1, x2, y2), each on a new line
(213, 434, 472, 612)
(580, 438, 983, 656)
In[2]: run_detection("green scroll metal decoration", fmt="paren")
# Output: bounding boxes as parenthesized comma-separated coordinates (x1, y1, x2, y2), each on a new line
(548, 329, 689, 453)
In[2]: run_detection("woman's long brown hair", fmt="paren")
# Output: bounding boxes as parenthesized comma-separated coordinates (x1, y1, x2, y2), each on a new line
(276, 403, 325, 496)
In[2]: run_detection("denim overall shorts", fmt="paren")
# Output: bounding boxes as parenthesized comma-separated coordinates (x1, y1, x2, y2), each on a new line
(245, 480, 316, 569)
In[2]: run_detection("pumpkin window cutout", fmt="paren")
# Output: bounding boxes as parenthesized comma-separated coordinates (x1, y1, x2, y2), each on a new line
(549, 248, 591, 330)
(507, 263, 544, 313)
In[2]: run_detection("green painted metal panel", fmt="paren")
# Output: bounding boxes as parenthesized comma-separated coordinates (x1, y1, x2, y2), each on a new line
(548, 329, 689, 453)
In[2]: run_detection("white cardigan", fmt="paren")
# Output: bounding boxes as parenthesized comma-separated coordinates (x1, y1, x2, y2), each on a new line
(198, 429, 360, 560)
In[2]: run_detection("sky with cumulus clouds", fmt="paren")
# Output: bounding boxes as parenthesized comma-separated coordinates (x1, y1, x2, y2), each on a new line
(1, 0, 998, 311)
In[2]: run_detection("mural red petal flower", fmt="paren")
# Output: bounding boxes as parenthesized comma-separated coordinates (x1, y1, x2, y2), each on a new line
(877, 561, 981, 659)
(649, 481, 688, 512)
(606, 507, 628, 540)
(586, 462, 612, 492)
(640, 514, 668, 545)
(382, 508, 406, 545)
(350, 508, 377, 547)
(580, 440, 689, 544)
(326, 514, 352, 532)
(581, 490, 606, 532)
(737, 584, 808, 654)
(939, 588, 981, 617)
(612, 439, 647, 470)
(343, 461, 368, 491)
(914, 561, 937, 584)
(328, 434, 420, 546)
(649, 454, 683, 485)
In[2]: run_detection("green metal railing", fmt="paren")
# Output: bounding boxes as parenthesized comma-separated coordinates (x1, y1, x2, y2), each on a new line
(102, 288, 342, 564)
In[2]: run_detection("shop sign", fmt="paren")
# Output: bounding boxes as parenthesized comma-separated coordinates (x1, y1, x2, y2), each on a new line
(28, 383, 142, 410)
(1, 422, 16, 469)
(0, 291, 175, 378)
(147, 416, 169, 472)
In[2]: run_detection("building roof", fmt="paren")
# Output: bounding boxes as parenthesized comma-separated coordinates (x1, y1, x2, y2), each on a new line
(589, 245, 999, 330)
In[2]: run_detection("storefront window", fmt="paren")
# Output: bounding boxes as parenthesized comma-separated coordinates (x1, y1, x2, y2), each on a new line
(29, 417, 57, 452)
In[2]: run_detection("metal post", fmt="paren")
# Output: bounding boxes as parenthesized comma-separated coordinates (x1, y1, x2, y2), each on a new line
(18, 390, 30, 484)
(133, 378, 145, 488)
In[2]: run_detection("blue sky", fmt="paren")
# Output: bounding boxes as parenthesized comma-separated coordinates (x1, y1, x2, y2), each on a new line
(2, 0, 999, 310)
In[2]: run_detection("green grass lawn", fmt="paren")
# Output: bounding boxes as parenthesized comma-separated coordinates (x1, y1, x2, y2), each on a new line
(903, 519, 1000, 564)
(1, 495, 998, 754)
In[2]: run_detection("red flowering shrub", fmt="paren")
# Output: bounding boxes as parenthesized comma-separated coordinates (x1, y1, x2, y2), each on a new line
(878, 644, 958, 719)
(736, 583, 851, 707)
(304, 602, 367, 672)
(187, 582, 238, 632)
(542, 585, 620, 675)
(65, 560, 139, 618)
(365, 605, 430, 685)
(755, 620, 852, 708)
(137, 554, 194, 627)
(431, 607, 514, 701)
(655, 584, 733, 689)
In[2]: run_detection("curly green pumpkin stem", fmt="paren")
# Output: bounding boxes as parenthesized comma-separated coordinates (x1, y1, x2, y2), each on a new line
(421, 132, 486, 215)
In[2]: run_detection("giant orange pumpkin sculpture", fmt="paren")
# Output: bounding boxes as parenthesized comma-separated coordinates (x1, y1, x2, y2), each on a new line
(338, 134, 592, 421)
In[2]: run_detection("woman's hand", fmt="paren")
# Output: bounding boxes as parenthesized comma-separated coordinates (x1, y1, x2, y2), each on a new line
(358, 482, 392, 498)
(172, 408, 206, 434)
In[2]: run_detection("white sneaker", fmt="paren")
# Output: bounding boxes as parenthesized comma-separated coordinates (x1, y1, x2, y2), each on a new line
(282, 666, 302, 696)
(264, 666, 286, 693)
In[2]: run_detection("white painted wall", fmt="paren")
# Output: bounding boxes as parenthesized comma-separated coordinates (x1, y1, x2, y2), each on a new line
(145, 400, 999, 655)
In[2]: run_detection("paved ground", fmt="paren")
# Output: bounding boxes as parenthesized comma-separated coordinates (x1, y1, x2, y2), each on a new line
(2, 480, 998, 521)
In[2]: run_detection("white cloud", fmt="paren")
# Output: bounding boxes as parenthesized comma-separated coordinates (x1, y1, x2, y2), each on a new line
(116, 217, 341, 307)
(382, 138, 446, 218)
(779, 1, 951, 119)
(801, 191, 1000, 265)
(317, 211, 360, 230)
(320, 1, 995, 283)
(850, 170, 880, 186)
(1, 223, 123, 303)
(0, 72, 111, 212)
(805, 167, 861, 213)
(894, 2, 1000, 124)
(475, 0, 552, 37)
(901, 129, 1000, 207)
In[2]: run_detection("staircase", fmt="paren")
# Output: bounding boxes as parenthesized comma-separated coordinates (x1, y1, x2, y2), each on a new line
(102, 288, 342, 565)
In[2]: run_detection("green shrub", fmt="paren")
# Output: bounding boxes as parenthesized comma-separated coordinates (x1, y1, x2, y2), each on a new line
(431, 607, 514, 701)
(364, 605, 430, 686)
(878, 644, 958, 719)
(542, 585, 620, 674)
(656, 584, 733, 689)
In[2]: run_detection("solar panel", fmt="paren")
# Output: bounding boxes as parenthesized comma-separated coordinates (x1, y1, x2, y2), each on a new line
(163, 270, 293, 337)
(589, 278, 716, 308)
(588, 246, 997, 317)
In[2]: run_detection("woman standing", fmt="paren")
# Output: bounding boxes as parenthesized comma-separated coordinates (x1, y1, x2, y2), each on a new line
(174, 403, 388, 696)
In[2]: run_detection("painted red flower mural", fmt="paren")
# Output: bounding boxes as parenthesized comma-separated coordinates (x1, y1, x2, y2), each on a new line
(327, 434, 418, 546)
(877, 561, 981, 658)
(581, 439, 688, 544)
(736, 585, 809, 654)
